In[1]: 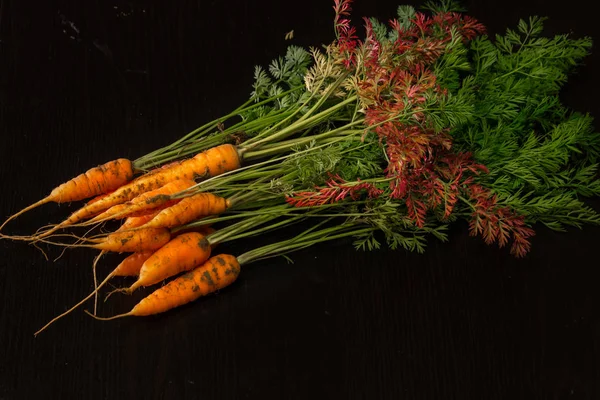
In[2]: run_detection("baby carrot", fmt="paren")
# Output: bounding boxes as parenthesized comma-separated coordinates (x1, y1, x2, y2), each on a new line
(113, 251, 155, 277)
(89, 227, 171, 253)
(32, 144, 239, 239)
(0, 158, 133, 233)
(89, 254, 240, 319)
(141, 193, 230, 230)
(125, 232, 212, 292)
(84, 179, 195, 225)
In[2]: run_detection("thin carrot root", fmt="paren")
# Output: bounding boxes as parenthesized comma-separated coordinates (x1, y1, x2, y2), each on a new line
(0, 198, 52, 235)
(32, 240, 50, 261)
(34, 243, 156, 335)
(50, 226, 99, 262)
(84, 309, 132, 321)
(34, 269, 119, 336)
(31, 232, 94, 248)
(92, 251, 106, 315)
(104, 287, 130, 302)
(0, 216, 57, 241)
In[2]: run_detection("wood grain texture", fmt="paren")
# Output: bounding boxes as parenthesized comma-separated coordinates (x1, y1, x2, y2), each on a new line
(1, 0, 599, 399)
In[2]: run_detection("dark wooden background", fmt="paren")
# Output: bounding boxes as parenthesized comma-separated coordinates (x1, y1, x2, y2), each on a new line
(1, 0, 599, 399)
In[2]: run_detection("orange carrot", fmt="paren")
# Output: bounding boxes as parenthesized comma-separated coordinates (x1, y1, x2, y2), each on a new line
(114, 251, 155, 277)
(32, 144, 240, 239)
(124, 232, 212, 293)
(90, 254, 240, 319)
(84, 179, 195, 225)
(118, 212, 162, 232)
(91, 211, 162, 292)
(0, 158, 133, 233)
(86, 190, 116, 205)
(89, 227, 171, 252)
(141, 193, 230, 230)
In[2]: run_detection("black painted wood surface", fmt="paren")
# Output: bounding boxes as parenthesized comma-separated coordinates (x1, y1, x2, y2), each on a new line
(1, 1, 599, 399)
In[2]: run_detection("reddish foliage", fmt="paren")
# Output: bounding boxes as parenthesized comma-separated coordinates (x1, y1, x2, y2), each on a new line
(333, 0, 358, 68)
(285, 174, 383, 208)
(297, 3, 531, 255)
(465, 183, 535, 257)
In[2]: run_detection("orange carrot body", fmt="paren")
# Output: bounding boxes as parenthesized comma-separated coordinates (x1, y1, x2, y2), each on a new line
(91, 227, 170, 252)
(128, 254, 240, 316)
(86, 189, 116, 205)
(49, 158, 134, 203)
(118, 212, 161, 232)
(127, 232, 211, 292)
(88, 179, 195, 223)
(114, 251, 155, 276)
(35, 144, 240, 237)
(142, 193, 230, 229)
(0, 158, 133, 233)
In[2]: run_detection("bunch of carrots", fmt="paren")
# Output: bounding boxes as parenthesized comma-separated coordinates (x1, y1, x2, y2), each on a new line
(2, 0, 600, 336)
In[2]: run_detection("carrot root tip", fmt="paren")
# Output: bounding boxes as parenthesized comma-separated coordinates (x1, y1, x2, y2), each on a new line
(0, 197, 52, 233)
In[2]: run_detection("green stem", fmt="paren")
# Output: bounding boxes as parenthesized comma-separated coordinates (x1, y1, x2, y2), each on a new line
(242, 95, 358, 150)
(134, 86, 303, 167)
(237, 224, 375, 265)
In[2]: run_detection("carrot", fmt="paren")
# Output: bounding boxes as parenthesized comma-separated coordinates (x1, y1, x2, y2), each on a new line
(91, 211, 163, 303)
(89, 254, 240, 320)
(86, 190, 115, 205)
(0, 158, 133, 233)
(89, 227, 171, 252)
(83, 179, 196, 225)
(113, 251, 155, 276)
(141, 193, 230, 230)
(91, 211, 162, 286)
(118, 211, 162, 232)
(32, 144, 240, 239)
(122, 232, 212, 293)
